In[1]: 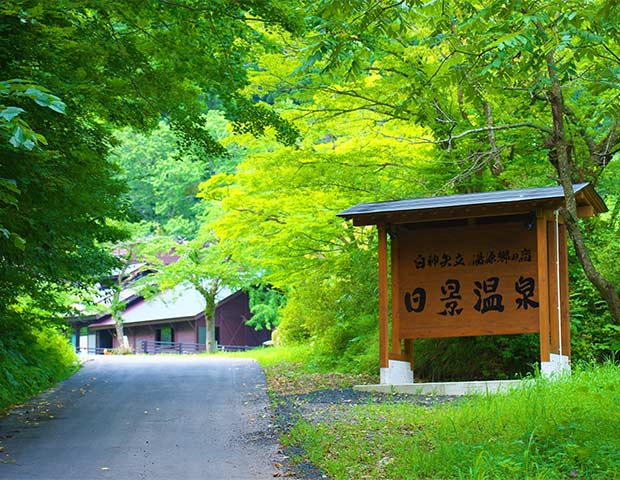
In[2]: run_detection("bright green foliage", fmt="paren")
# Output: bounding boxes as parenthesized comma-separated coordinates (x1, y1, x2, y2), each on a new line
(298, 0, 620, 321)
(110, 116, 243, 239)
(569, 162, 620, 360)
(247, 286, 285, 331)
(288, 364, 620, 479)
(0, 322, 77, 413)
(219, 0, 620, 372)
(195, 0, 620, 374)
(302, 0, 620, 183)
(201, 79, 436, 368)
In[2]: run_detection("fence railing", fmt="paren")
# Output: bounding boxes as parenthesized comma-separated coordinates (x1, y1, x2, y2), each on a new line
(139, 340, 255, 354)
(140, 340, 204, 354)
(76, 346, 108, 355)
(76, 342, 256, 355)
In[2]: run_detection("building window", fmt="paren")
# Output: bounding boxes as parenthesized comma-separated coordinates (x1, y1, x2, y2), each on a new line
(156, 327, 174, 343)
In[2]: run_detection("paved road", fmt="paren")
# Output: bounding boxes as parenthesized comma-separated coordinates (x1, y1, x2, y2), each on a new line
(0, 355, 283, 479)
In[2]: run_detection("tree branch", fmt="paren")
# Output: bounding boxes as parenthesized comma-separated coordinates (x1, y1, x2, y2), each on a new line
(437, 122, 552, 145)
(483, 101, 503, 176)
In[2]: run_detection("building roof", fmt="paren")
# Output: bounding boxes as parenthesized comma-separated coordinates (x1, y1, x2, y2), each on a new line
(337, 183, 607, 226)
(89, 282, 235, 329)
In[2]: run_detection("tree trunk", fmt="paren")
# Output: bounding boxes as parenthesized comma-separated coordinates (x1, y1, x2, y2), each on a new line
(204, 306, 217, 354)
(113, 316, 131, 353)
(546, 52, 620, 322)
(111, 267, 131, 353)
(202, 280, 220, 354)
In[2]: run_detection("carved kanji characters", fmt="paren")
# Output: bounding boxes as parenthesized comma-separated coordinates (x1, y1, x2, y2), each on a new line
(473, 277, 505, 313)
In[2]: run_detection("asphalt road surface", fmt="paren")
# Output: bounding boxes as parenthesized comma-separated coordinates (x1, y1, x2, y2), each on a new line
(0, 355, 283, 480)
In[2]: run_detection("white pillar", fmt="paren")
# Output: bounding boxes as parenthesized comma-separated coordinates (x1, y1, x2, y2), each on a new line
(380, 359, 414, 384)
(541, 353, 571, 377)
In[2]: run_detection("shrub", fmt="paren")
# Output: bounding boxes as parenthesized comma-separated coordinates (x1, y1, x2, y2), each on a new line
(0, 322, 78, 413)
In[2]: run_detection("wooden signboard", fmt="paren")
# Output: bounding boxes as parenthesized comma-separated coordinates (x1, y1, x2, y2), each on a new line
(397, 219, 540, 339)
(338, 183, 607, 374)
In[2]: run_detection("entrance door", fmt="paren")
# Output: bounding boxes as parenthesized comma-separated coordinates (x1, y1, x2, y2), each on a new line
(98, 330, 113, 350)
(198, 326, 220, 346)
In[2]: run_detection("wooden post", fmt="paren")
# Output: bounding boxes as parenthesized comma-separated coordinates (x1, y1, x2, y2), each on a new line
(404, 339, 413, 367)
(559, 223, 571, 359)
(547, 221, 559, 354)
(378, 223, 389, 369)
(390, 230, 402, 356)
(536, 211, 551, 363)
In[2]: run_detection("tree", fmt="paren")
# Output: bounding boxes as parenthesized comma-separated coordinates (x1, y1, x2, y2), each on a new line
(0, 79, 65, 251)
(198, 80, 437, 366)
(247, 286, 285, 331)
(0, 0, 304, 327)
(1, 0, 302, 154)
(110, 114, 244, 239)
(156, 225, 246, 353)
(101, 223, 166, 353)
(0, 78, 129, 322)
(107, 251, 140, 354)
(294, 0, 620, 320)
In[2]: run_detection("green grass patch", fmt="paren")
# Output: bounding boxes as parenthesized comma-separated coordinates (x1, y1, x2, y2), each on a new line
(220, 344, 378, 394)
(0, 325, 78, 414)
(220, 344, 315, 370)
(286, 364, 620, 479)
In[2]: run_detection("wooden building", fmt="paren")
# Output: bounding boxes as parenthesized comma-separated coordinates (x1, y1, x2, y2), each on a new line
(71, 282, 271, 354)
(338, 183, 606, 383)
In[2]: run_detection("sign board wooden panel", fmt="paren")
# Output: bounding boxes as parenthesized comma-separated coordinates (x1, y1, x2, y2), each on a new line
(397, 220, 540, 339)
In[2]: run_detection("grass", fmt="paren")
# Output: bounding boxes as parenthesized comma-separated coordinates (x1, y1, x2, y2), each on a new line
(220, 344, 378, 394)
(220, 344, 315, 369)
(285, 363, 620, 480)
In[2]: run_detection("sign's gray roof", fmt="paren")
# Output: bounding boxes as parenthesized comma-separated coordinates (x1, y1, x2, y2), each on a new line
(338, 183, 604, 222)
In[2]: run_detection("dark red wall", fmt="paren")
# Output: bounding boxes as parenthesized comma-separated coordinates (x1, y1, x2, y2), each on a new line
(92, 291, 270, 350)
(215, 291, 271, 347)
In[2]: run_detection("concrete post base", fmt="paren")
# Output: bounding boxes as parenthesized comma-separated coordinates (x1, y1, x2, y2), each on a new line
(380, 359, 413, 384)
(356, 379, 522, 395)
(541, 353, 571, 377)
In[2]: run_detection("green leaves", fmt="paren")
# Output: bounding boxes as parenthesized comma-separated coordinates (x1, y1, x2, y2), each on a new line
(23, 88, 66, 114)
(1, 80, 65, 151)
(9, 126, 31, 150)
(0, 80, 66, 114)
(0, 106, 24, 122)
(0, 80, 70, 260)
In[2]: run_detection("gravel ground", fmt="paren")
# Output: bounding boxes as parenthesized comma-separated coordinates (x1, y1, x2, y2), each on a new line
(272, 388, 457, 479)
